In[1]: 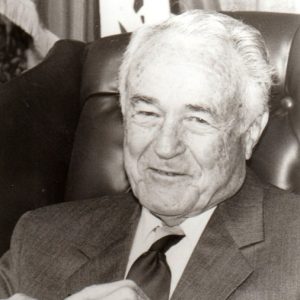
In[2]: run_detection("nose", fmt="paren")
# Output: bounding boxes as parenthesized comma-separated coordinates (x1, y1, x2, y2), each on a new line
(153, 120, 186, 159)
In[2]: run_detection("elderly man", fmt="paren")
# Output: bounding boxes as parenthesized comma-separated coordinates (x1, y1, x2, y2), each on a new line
(1, 9, 300, 300)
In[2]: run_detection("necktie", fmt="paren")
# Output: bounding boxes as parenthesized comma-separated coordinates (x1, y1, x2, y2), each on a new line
(126, 230, 184, 300)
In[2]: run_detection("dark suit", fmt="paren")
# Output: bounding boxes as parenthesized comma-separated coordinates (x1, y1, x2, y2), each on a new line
(1, 171, 300, 299)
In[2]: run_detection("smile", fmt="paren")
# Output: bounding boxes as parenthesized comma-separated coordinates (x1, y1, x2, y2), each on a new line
(149, 168, 187, 177)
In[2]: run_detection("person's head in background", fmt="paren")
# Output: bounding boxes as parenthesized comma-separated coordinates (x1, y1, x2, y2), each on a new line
(0, 0, 58, 83)
(119, 10, 273, 226)
(0, 14, 33, 83)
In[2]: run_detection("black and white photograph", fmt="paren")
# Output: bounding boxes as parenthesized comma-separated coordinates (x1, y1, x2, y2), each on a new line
(0, 0, 300, 299)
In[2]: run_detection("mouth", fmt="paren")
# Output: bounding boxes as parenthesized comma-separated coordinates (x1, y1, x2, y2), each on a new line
(149, 167, 187, 177)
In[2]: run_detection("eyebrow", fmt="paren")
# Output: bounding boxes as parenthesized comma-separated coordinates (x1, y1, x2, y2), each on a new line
(130, 94, 158, 106)
(185, 104, 216, 116)
(130, 96, 217, 116)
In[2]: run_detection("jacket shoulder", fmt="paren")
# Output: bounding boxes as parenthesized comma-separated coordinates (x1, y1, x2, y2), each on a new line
(13, 193, 138, 251)
(264, 184, 300, 229)
(22, 193, 137, 230)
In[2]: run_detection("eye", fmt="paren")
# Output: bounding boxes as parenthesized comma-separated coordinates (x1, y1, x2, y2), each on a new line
(182, 115, 214, 133)
(186, 116, 209, 125)
(137, 110, 160, 117)
(131, 108, 162, 127)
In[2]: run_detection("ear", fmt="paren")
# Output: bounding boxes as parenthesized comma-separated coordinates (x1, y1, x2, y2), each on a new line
(243, 111, 269, 160)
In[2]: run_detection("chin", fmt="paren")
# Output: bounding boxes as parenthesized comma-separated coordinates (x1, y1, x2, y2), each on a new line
(151, 202, 184, 215)
(136, 184, 197, 216)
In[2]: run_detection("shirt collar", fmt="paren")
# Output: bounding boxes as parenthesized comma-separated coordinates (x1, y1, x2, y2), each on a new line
(139, 206, 216, 244)
(180, 207, 216, 244)
(138, 207, 163, 242)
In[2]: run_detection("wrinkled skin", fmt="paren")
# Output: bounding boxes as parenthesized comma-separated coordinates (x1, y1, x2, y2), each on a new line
(123, 39, 267, 226)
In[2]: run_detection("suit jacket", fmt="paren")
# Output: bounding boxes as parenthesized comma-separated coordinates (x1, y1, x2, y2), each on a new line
(1, 171, 300, 300)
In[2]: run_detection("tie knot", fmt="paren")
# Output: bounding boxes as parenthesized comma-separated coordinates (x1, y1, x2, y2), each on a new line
(150, 233, 184, 253)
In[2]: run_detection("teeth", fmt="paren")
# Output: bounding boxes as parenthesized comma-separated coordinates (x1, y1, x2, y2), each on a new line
(155, 169, 177, 176)
(166, 172, 175, 176)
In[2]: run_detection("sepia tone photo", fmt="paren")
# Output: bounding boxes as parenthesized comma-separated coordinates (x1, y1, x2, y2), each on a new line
(0, 1, 300, 299)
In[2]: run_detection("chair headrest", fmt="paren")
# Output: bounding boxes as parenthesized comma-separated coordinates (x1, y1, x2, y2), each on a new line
(80, 33, 131, 107)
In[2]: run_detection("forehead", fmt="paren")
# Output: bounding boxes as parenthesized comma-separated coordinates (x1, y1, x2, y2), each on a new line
(130, 30, 235, 72)
(127, 36, 238, 113)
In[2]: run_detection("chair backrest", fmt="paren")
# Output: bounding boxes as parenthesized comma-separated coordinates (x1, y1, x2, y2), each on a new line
(65, 12, 300, 201)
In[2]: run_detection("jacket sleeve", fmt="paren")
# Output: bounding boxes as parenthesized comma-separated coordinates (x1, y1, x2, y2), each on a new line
(0, 212, 31, 297)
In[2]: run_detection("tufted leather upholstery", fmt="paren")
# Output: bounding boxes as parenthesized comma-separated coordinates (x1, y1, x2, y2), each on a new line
(65, 34, 130, 201)
(65, 12, 300, 202)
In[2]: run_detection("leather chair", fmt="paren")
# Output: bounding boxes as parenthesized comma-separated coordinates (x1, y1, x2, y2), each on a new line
(0, 12, 299, 256)
(65, 12, 300, 201)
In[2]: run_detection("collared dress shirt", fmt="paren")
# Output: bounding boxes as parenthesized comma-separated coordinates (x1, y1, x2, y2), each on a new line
(125, 206, 216, 297)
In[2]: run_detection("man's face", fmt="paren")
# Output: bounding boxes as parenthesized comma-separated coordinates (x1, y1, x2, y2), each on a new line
(123, 42, 248, 225)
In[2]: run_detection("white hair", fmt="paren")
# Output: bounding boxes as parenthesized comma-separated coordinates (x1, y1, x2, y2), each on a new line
(119, 10, 274, 128)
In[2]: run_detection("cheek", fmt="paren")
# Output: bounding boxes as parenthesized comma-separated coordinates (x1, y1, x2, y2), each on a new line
(124, 121, 159, 195)
(217, 132, 245, 174)
(185, 131, 243, 171)
(124, 120, 156, 158)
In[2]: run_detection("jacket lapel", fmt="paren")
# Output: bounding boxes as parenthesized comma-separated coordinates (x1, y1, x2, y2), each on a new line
(63, 193, 141, 296)
(172, 170, 264, 300)
(62, 171, 264, 299)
